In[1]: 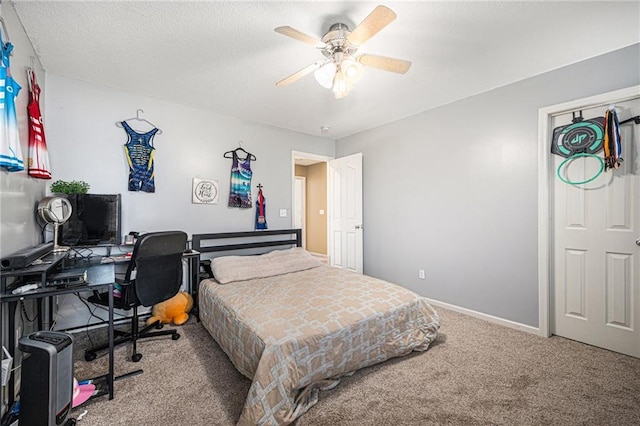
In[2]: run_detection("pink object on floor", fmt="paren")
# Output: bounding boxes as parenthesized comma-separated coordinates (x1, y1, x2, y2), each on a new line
(72, 378, 96, 408)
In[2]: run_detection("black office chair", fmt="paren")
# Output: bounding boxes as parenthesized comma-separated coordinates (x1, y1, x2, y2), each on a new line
(84, 230, 188, 363)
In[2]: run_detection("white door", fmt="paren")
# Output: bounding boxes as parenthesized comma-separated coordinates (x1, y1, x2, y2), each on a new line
(294, 177, 306, 248)
(552, 95, 640, 358)
(328, 153, 363, 273)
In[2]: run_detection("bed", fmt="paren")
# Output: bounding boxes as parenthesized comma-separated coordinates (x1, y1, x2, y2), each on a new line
(193, 230, 440, 425)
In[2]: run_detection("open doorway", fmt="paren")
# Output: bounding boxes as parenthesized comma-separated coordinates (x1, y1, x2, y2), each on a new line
(292, 151, 331, 264)
(292, 151, 364, 272)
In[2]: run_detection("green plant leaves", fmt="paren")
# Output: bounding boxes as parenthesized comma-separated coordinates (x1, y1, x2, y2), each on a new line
(50, 180, 90, 194)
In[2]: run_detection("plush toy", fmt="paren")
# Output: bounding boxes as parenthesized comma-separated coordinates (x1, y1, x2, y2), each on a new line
(146, 291, 193, 326)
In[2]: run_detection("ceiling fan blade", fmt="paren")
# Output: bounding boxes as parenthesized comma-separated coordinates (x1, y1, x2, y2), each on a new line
(347, 5, 397, 46)
(276, 62, 322, 87)
(274, 26, 326, 49)
(359, 54, 411, 74)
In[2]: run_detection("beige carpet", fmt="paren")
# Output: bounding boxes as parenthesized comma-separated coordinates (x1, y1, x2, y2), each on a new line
(70, 308, 640, 425)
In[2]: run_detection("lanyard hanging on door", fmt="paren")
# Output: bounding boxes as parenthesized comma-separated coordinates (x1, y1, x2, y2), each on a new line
(603, 107, 622, 171)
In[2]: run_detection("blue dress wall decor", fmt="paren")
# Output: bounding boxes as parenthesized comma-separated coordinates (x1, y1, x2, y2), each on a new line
(224, 147, 256, 209)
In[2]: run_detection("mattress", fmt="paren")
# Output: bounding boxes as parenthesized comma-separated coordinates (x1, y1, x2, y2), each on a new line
(199, 264, 440, 425)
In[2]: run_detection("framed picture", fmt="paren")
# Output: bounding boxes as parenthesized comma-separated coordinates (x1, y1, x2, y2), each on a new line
(192, 178, 218, 204)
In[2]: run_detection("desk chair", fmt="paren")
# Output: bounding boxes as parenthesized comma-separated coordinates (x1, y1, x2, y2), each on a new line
(84, 230, 188, 363)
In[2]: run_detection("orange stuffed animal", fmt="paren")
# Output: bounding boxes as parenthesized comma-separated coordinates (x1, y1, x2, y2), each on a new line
(146, 291, 193, 326)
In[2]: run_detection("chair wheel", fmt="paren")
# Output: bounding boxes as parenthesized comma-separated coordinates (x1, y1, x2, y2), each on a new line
(172, 333, 180, 340)
(132, 353, 143, 362)
(84, 351, 97, 362)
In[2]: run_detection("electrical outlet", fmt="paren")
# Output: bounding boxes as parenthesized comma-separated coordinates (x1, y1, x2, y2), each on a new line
(419, 269, 425, 279)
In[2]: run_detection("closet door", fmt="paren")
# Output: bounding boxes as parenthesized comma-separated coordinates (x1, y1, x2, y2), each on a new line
(552, 95, 640, 358)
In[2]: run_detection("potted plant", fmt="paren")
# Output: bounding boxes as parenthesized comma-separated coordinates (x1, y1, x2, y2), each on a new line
(50, 180, 90, 195)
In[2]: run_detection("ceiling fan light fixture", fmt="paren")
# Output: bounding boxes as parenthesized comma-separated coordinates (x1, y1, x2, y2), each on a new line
(332, 71, 349, 99)
(314, 62, 336, 89)
(332, 71, 347, 93)
(275, 5, 408, 99)
(342, 56, 363, 84)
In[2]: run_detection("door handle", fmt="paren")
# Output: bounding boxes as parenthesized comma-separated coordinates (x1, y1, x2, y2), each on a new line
(636, 237, 640, 247)
(355, 224, 364, 230)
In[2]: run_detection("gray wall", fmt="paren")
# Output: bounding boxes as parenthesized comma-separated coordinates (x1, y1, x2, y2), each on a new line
(0, 2, 47, 257)
(336, 44, 640, 327)
(44, 75, 334, 241)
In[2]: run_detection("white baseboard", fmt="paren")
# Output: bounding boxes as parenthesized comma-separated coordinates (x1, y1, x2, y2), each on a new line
(426, 298, 541, 336)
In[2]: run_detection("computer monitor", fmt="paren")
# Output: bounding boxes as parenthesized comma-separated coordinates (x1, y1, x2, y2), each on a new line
(58, 194, 122, 246)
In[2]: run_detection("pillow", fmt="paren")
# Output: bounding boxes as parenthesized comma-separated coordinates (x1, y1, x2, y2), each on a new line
(211, 247, 323, 284)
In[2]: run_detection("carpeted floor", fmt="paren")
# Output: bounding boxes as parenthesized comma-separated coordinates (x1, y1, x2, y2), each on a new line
(69, 307, 640, 425)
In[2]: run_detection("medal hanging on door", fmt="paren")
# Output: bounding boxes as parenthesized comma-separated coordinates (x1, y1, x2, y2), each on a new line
(602, 107, 623, 171)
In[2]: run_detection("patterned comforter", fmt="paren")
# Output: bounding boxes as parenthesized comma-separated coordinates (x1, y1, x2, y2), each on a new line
(199, 265, 440, 425)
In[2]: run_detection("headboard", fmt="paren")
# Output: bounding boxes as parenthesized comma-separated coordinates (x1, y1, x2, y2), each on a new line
(192, 229, 302, 254)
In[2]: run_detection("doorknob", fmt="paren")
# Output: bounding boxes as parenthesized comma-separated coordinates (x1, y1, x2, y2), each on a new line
(636, 237, 640, 246)
(355, 224, 364, 230)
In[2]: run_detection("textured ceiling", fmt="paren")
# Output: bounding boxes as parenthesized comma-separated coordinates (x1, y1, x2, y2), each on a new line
(12, 1, 640, 140)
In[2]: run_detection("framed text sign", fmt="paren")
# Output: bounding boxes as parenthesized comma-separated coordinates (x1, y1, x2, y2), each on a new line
(192, 178, 219, 204)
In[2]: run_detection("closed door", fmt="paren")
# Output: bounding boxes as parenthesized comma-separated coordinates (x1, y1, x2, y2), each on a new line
(552, 95, 639, 357)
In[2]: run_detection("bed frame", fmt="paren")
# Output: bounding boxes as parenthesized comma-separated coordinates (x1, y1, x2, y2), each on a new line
(192, 229, 302, 254)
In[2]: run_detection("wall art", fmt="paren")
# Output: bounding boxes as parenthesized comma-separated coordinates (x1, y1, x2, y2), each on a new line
(192, 178, 219, 204)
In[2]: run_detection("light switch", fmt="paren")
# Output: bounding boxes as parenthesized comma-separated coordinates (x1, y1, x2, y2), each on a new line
(279, 209, 287, 217)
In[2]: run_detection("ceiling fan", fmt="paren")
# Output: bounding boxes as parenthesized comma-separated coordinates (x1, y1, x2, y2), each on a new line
(275, 5, 411, 99)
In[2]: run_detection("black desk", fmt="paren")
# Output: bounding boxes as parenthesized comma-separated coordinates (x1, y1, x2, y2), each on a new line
(0, 249, 201, 414)
(0, 256, 115, 411)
